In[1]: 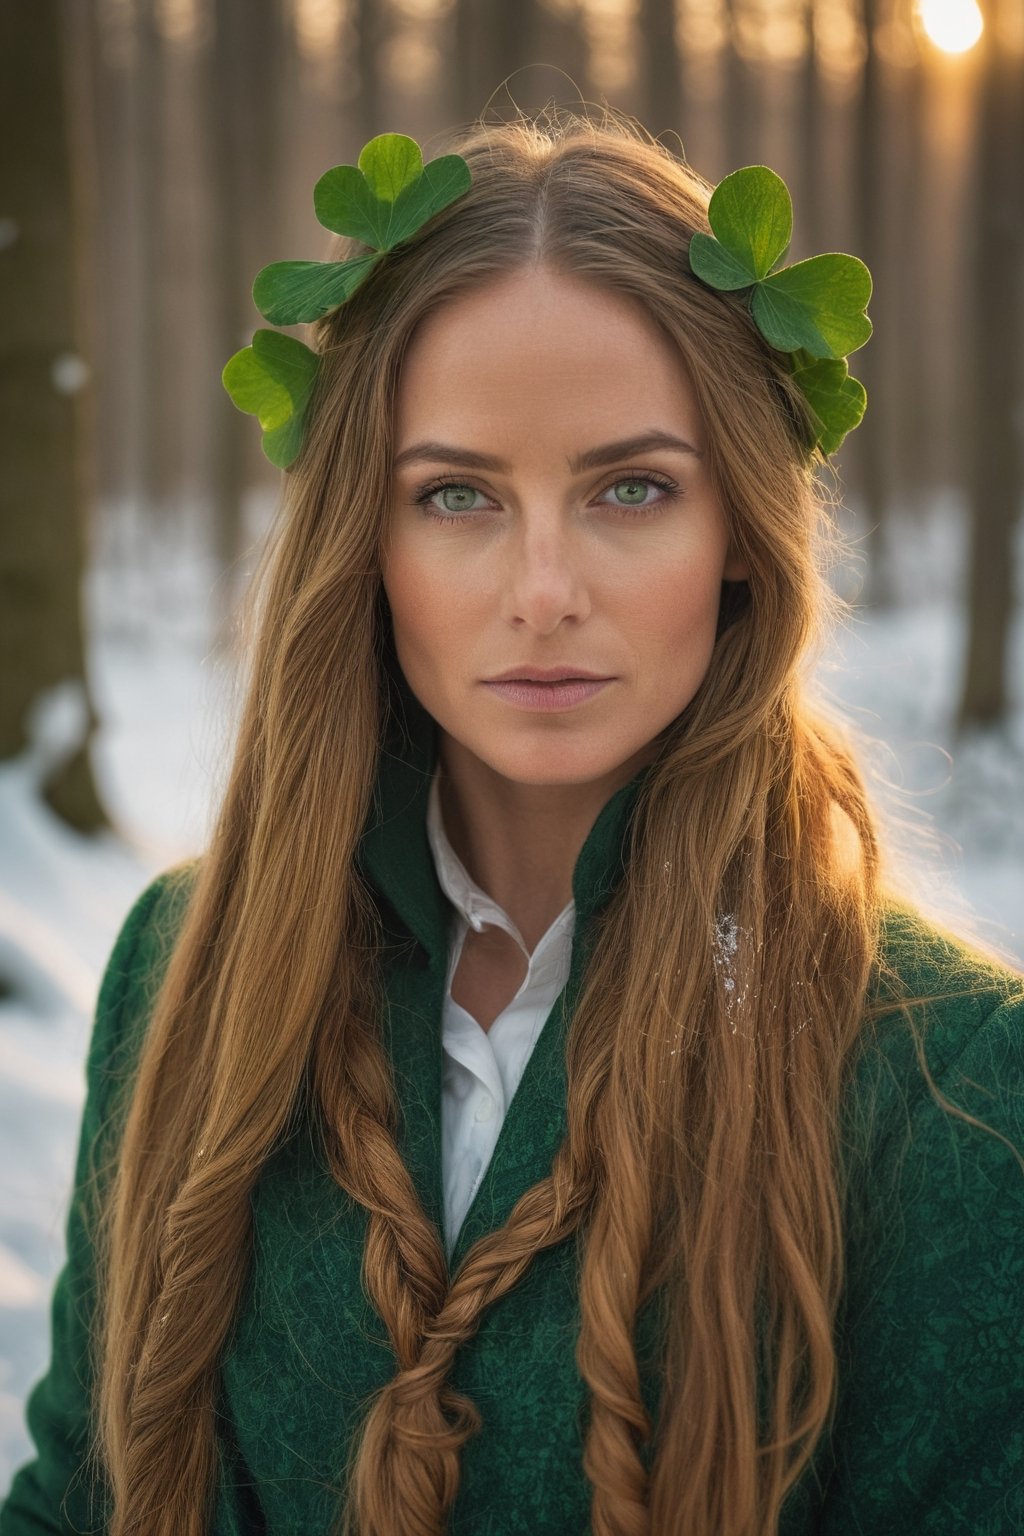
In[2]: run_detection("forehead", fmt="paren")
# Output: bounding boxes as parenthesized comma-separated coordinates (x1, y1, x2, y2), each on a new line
(394, 266, 703, 455)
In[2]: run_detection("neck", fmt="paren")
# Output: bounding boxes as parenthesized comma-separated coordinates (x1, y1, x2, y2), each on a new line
(436, 732, 656, 953)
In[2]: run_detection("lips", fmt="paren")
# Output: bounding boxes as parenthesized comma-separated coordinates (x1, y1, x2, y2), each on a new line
(486, 668, 612, 683)
(482, 676, 613, 711)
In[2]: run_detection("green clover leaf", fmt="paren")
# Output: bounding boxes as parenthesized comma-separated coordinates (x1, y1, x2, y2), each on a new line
(686, 232, 756, 291)
(356, 131, 424, 207)
(226, 132, 472, 471)
(690, 165, 792, 287)
(314, 136, 472, 249)
(222, 328, 320, 469)
(753, 253, 873, 358)
(686, 162, 872, 457)
(252, 133, 472, 327)
(787, 353, 867, 457)
(253, 252, 382, 327)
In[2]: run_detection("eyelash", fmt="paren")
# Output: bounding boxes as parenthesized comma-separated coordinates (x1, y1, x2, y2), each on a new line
(411, 470, 683, 526)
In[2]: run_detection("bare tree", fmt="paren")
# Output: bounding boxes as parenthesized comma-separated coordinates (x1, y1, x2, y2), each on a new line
(481, 0, 545, 103)
(203, 0, 288, 578)
(132, 0, 169, 518)
(356, 0, 391, 141)
(722, 0, 759, 172)
(0, 0, 107, 828)
(852, 0, 894, 602)
(638, 0, 684, 143)
(796, 0, 823, 254)
(536, 0, 590, 111)
(452, 0, 477, 130)
(892, 44, 931, 513)
(957, 4, 1024, 728)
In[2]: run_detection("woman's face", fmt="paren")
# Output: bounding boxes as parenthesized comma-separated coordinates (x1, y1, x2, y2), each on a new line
(382, 265, 747, 788)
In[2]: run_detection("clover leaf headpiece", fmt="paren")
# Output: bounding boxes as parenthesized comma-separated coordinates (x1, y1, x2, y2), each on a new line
(222, 133, 472, 468)
(687, 164, 872, 457)
(223, 137, 870, 468)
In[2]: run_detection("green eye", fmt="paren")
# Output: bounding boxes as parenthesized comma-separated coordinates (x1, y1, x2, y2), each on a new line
(601, 473, 681, 515)
(412, 478, 488, 522)
(437, 485, 480, 513)
(612, 479, 655, 504)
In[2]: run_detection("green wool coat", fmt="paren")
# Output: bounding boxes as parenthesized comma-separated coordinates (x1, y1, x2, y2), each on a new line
(3, 701, 1024, 1535)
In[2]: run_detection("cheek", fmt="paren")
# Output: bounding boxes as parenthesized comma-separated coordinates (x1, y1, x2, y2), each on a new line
(381, 541, 466, 667)
(628, 546, 726, 653)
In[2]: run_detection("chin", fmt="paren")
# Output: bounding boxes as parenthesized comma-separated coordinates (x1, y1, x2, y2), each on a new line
(463, 733, 640, 789)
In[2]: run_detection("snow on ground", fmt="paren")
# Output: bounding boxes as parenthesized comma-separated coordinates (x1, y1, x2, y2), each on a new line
(818, 495, 1024, 965)
(0, 503, 241, 1483)
(1, 491, 1022, 1485)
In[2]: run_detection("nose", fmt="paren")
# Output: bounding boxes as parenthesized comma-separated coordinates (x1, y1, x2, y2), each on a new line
(498, 513, 593, 632)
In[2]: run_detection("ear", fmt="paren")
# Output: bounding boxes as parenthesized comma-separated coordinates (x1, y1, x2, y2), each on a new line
(722, 542, 749, 583)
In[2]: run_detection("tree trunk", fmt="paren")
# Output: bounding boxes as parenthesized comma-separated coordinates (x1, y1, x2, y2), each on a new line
(797, 0, 822, 255)
(203, 0, 287, 584)
(450, 0, 548, 129)
(722, 0, 759, 173)
(638, 0, 683, 143)
(852, 0, 893, 603)
(540, 1, 590, 115)
(132, 0, 167, 520)
(0, 0, 107, 828)
(893, 46, 930, 514)
(453, 0, 476, 130)
(356, 0, 389, 141)
(486, 0, 543, 100)
(957, 8, 1023, 729)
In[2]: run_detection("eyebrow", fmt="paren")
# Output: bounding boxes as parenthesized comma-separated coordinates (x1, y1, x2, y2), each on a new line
(393, 429, 703, 474)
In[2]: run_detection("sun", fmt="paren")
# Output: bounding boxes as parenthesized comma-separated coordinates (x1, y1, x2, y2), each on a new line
(916, 0, 984, 54)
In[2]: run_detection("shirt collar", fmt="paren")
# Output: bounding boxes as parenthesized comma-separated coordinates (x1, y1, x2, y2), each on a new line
(425, 765, 576, 946)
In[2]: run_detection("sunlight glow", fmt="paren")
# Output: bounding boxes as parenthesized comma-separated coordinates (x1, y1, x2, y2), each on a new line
(917, 0, 984, 54)
(293, 0, 344, 59)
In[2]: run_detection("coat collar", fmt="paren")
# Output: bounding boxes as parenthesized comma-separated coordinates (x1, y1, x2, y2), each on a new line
(354, 659, 655, 1268)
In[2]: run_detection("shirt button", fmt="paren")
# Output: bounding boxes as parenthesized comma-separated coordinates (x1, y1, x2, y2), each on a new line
(475, 1095, 494, 1122)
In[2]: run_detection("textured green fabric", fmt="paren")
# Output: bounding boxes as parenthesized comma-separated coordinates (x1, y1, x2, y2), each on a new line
(3, 695, 1023, 1534)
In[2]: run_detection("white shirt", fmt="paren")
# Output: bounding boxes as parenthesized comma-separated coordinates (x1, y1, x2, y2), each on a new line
(425, 767, 576, 1260)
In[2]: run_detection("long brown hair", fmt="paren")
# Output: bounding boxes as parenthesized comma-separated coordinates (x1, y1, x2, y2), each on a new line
(89, 104, 1023, 1535)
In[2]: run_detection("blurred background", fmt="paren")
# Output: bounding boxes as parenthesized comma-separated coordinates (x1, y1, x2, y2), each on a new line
(0, 0, 1022, 1483)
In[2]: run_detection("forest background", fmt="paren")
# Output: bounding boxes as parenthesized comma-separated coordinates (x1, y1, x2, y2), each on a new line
(0, 0, 1022, 1483)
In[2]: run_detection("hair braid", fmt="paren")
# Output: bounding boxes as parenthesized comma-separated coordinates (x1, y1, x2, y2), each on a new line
(577, 1194, 655, 1536)
(112, 1164, 250, 1534)
(337, 1101, 602, 1535)
(318, 1013, 450, 1331)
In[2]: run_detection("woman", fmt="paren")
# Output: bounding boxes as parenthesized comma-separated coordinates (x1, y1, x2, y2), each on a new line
(3, 107, 1022, 1536)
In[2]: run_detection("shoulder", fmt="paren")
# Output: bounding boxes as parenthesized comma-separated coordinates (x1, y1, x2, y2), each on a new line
(87, 860, 200, 1118)
(821, 907, 1024, 1529)
(841, 901, 1024, 1184)
(95, 860, 199, 1026)
(862, 899, 1022, 1073)
(874, 898, 1022, 1008)
(837, 902, 1024, 1266)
